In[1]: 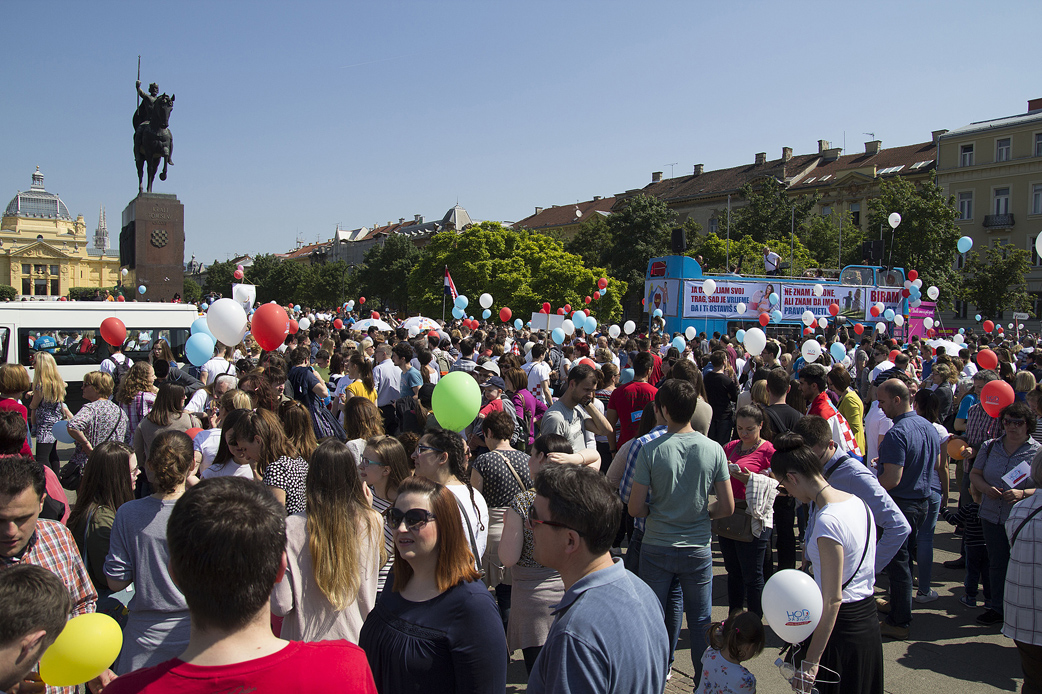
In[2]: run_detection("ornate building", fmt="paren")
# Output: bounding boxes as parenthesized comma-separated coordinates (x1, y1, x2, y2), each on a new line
(1, 168, 121, 299)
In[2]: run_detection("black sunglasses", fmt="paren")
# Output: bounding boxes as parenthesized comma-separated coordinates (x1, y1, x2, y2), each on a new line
(526, 501, 581, 534)
(384, 507, 436, 531)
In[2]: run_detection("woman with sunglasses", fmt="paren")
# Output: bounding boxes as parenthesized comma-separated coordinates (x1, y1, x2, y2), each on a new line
(498, 434, 570, 673)
(969, 400, 1041, 627)
(412, 429, 489, 562)
(272, 440, 385, 643)
(359, 435, 412, 592)
(359, 476, 507, 693)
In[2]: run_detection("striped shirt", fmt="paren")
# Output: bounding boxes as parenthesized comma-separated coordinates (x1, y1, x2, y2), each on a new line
(1004, 493, 1042, 646)
(619, 425, 668, 533)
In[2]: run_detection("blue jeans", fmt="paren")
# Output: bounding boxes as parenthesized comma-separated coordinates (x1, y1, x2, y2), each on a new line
(885, 497, 928, 628)
(719, 530, 772, 616)
(914, 491, 941, 595)
(639, 543, 713, 683)
(625, 529, 683, 663)
(981, 519, 1011, 616)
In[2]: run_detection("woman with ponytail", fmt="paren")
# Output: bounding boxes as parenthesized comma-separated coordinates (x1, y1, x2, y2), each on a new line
(272, 439, 385, 642)
(103, 430, 196, 673)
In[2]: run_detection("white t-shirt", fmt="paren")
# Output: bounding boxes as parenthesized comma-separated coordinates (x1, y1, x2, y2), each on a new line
(869, 360, 894, 383)
(863, 401, 892, 471)
(764, 250, 781, 271)
(805, 496, 876, 602)
(185, 389, 211, 414)
(929, 421, 950, 492)
(193, 428, 222, 468)
(200, 459, 254, 480)
(201, 358, 236, 386)
(962, 362, 979, 379)
(527, 361, 552, 404)
(100, 353, 131, 376)
(448, 483, 489, 561)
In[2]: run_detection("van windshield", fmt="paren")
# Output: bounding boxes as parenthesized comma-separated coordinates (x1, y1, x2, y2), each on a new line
(19, 328, 190, 367)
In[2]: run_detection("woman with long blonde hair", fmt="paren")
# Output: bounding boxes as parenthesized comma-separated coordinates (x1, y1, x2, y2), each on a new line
(29, 352, 71, 472)
(272, 439, 384, 643)
(359, 435, 413, 591)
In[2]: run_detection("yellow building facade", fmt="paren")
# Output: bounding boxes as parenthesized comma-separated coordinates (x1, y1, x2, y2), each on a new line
(1, 168, 121, 299)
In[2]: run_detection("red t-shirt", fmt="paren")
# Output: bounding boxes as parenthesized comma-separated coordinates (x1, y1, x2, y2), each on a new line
(723, 439, 775, 501)
(103, 640, 377, 694)
(0, 397, 33, 456)
(648, 353, 664, 386)
(607, 381, 658, 448)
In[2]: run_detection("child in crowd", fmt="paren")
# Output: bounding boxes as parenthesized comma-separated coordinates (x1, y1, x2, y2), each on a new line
(940, 484, 991, 609)
(696, 610, 765, 693)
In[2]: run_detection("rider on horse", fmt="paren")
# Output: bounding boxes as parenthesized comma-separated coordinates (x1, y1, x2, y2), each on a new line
(134, 80, 174, 165)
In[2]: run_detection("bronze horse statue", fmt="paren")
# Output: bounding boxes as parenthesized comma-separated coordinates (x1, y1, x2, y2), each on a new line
(134, 93, 174, 193)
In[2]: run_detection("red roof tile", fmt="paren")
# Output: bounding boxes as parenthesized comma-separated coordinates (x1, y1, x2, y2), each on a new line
(638, 154, 821, 203)
(515, 196, 617, 230)
(791, 141, 936, 188)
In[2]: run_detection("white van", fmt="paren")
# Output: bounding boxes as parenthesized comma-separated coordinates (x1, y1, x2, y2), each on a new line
(0, 302, 200, 409)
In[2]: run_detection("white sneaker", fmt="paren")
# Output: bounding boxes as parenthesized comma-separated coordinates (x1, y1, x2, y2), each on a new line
(914, 590, 939, 603)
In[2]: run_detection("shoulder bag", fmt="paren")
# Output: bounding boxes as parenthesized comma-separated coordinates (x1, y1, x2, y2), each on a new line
(711, 445, 754, 542)
(453, 494, 485, 577)
(496, 450, 530, 493)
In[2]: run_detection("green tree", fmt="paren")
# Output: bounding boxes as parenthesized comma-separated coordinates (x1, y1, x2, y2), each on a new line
(728, 177, 819, 244)
(687, 234, 816, 277)
(0, 285, 16, 301)
(565, 214, 613, 270)
(605, 194, 676, 307)
(802, 212, 866, 270)
(409, 222, 626, 323)
(182, 278, 202, 304)
(203, 260, 236, 297)
(867, 173, 961, 309)
(963, 244, 1033, 320)
(356, 235, 421, 313)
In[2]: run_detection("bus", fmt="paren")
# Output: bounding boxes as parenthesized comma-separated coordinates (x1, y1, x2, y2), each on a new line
(0, 302, 199, 409)
(644, 255, 909, 338)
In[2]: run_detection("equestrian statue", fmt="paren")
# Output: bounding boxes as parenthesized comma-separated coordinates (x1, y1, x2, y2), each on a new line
(133, 80, 175, 193)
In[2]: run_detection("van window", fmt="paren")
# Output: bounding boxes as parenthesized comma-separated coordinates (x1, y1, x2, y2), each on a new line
(18, 328, 190, 367)
(0, 328, 8, 362)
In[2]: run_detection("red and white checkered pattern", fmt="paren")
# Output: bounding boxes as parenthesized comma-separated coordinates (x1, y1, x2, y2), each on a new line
(808, 393, 863, 458)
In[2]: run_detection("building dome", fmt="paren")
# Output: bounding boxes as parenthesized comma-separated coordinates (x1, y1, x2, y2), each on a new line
(441, 204, 472, 230)
(4, 168, 72, 220)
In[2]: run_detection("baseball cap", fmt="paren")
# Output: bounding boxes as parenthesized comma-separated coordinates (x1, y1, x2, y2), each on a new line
(481, 376, 506, 390)
(477, 362, 501, 376)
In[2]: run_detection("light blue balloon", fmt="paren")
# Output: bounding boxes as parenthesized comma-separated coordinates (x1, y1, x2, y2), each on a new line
(957, 236, 973, 253)
(653, 308, 663, 318)
(454, 295, 469, 309)
(51, 420, 75, 445)
(975, 314, 982, 322)
(294, 305, 301, 311)
(551, 328, 566, 345)
(736, 329, 746, 342)
(883, 309, 895, 321)
(771, 309, 783, 323)
(830, 342, 847, 362)
(482, 309, 491, 319)
(514, 319, 523, 330)
(620, 368, 635, 385)
(769, 292, 779, 305)
(138, 285, 146, 294)
(191, 317, 215, 339)
(959, 327, 965, 334)
(586, 315, 598, 333)
(186, 333, 216, 367)
(451, 306, 465, 319)
(572, 311, 584, 323)
(672, 336, 686, 352)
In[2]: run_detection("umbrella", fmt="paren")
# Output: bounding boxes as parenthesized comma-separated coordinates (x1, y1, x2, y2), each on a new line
(351, 318, 393, 332)
(401, 316, 441, 332)
(926, 339, 962, 355)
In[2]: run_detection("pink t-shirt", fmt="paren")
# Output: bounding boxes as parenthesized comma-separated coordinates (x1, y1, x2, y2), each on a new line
(723, 439, 775, 501)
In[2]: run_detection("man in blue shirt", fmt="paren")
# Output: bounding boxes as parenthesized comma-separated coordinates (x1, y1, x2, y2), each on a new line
(876, 377, 940, 640)
(528, 463, 668, 694)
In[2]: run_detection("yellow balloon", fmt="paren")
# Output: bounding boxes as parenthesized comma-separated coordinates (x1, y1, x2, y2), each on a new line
(39, 613, 123, 686)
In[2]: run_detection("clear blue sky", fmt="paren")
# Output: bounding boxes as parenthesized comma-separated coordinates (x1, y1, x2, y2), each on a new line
(1, 0, 1035, 264)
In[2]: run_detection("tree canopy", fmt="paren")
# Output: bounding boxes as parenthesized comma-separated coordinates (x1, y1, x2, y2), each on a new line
(963, 244, 1033, 320)
(355, 234, 421, 313)
(728, 176, 819, 244)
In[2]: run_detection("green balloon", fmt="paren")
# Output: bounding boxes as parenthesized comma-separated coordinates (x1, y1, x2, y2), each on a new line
(431, 371, 481, 432)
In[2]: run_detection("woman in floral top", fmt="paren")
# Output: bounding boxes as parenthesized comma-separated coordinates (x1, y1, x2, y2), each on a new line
(68, 371, 129, 469)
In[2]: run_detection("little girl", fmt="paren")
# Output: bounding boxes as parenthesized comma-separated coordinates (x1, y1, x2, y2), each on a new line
(696, 611, 766, 693)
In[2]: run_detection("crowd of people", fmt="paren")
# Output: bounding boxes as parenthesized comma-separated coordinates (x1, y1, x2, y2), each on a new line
(1, 308, 1041, 694)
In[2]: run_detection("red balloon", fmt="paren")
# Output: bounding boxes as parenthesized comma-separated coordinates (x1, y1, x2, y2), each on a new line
(116, 295, 125, 302)
(579, 358, 596, 368)
(584, 309, 590, 316)
(251, 304, 291, 351)
(927, 328, 936, 338)
(889, 349, 899, 362)
(908, 270, 918, 281)
(371, 311, 380, 320)
(564, 304, 571, 313)
(980, 380, 1015, 418)
(542, 302, 551, 313)
(759, 313, 770, 327)
(901, 288, 910, 298)
(982, 320, 995, 333)
(598, 277, 608, 290)
(499, 307, 512, 322)
(976, 348, 998, 370)
(557, 308, 565, 315)
(803, 327, 813, 336)
(233, 269, 244, 280)
(333, 318, 344, 330)
(593, 291, 601, 300)
(185, 427, 203, 440)
(359, 297, 366, 304)
(59, 296, 68, 302)
(100, 317, 127, 347)
(870, 305, 880, 317)
(854, 323, 865, 335)
(828, 303, 839, 316)
(584, 296, 592, 304)
(428, 330, 439, 339)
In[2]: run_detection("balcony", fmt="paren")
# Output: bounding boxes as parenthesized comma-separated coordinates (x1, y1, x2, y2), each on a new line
(983, 213, 1015, 229)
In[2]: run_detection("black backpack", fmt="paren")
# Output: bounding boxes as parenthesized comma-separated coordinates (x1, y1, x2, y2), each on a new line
(105, 356, 132, 395)
(499, 394, 528, 451)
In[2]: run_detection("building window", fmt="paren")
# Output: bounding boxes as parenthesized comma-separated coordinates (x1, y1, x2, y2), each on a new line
(954, 300, 968, 319)
(956, 253, 965, 269)
(996, 138, 1011, 162)
(49, 265, 59, 276)
(1031, 236, 1042, 267)
(708, 218, 718, 236)
(1036, 133, 1042, 157)
(34, 279, 46, 296)
(958, 192, 973, 220)
(821, 206, 832, 216)
(960, 144, 975, 167)
(20, 264, 29, 275)
(1035, 294, 1042, 319)
(994, 188, 1011, 215)
(50, 279, 59, 296)
(1033, 183, 1042, 215)
(21, 278, 30, 295)
(850, 203, 861, 226)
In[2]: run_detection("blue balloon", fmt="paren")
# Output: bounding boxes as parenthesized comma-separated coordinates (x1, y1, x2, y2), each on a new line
(672, 336, 686, 352)
(620, 368, 635, 385)
(526, 321, 532, 327)
(653, 308, 663, 318)
(883, 309, 895, 321)
(514, 319, 523, 330)
(957, 236, 973, 254)
(975, 314, 982, 322)
(588, 315, 599, 333)
(482, 309, 491, 319)
(830, 342, 847, 362)
(572, 311, 585, 323)
(551, 328, 566, 345)
(451, 306, 465, 319)
(294, 305, 301, 311)
(138, 285, 146, 295)
(736, 329, 746, 342)
(191, 317, 215, 339)
(959, 327, 965, 334)
(454, 295, 469, 309)
(186, 333, 216, 367)
(771, 309, 783, 323)
(769, 292, 779, 305)
(51, 420, 75, 445)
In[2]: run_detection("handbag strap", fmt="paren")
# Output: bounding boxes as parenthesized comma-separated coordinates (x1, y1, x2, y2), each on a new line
(496, 451, 528, 493)
(1010, 502, 1042, 548)
(80, 506, 97, 575)
(452, 494, 484, 574)
(843, 501, 872, 590)
(824, 454, 852, 480)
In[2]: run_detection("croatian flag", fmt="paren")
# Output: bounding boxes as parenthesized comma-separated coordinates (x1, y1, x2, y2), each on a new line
(444, 266, 458, 300)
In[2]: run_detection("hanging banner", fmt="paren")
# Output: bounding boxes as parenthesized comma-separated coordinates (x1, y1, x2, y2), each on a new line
(864, 286, 905, 321)
(780, 284, 867, 320)
(682, 280, 777, 319)
(908, 301, 936, 340)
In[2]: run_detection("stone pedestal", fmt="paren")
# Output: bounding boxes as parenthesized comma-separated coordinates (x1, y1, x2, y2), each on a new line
(120, 192, 184, 301)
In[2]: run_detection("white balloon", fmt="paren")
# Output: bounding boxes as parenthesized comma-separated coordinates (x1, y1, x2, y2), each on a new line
(911, 299, 922, 308)
(923, 317, 934, 329)
(205, 298, 249, 346)
(927, 286, 940, 301)
(1009, 323, 1014, 329)
(562, 319, 575, 335)
(408, 326, 420, 337)
(912, 278, 923, 289)
(1019, 324, 1026, 330)
(703, 279, 717, 295)
(813, 283, 824, 297)
(875, 321, 887, 333)
(903, 280, 912, 289)
(685, 326, 697, 340)
(298, 317, 311, 331)
(608, 324, 621, 339)
(802, 310, 815, 327)
(953, 334, 965, 344)
(743, 328, 767, 356)
(479, 293, 493, 309)
(1036, 232, 1042, 261)
(735, 302, 747, 315)
(817, 317, 827, 329)
(801, 339, 822, 361)
(888, 212, 902, 229)
(623, 320, 636, 335)
(894, 314, 905, 327)
(763, 569, 824, 644)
